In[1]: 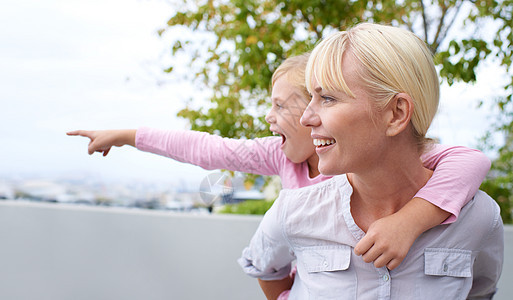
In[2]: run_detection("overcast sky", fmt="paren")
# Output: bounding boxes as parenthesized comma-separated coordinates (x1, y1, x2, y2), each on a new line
(0, 0, 506, 187)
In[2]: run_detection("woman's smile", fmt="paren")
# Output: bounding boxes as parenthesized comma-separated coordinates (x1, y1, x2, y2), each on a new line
(313, 138, 336, 154)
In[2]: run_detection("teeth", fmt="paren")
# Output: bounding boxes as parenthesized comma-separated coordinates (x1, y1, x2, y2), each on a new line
(313, 138, 336, 147)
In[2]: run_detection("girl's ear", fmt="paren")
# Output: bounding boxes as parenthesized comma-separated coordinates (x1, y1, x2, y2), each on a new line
(385, 93, 414, 137)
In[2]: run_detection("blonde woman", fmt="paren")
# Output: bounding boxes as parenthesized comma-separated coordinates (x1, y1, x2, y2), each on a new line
(239, 23, 503, 299)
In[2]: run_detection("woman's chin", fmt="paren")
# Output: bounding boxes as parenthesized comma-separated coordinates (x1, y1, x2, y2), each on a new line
(319, 164, 342, 176)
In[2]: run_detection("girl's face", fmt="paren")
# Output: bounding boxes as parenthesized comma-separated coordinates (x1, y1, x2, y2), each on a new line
(300, 54, 387, 176)
(265, 76, 316, 164)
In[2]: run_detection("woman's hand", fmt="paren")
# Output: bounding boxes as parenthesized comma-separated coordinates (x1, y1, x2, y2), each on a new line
(67, 129, 137, 156)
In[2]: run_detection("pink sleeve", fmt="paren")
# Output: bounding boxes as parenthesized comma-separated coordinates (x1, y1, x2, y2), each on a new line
(135, 127, 283, 176)
(416, 144, 491, 224)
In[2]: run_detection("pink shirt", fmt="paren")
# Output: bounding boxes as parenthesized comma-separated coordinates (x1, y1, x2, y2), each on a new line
(135, 127, 490, 223)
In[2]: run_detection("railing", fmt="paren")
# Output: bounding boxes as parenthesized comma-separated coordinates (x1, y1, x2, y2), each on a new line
(0, 201, 511, 300)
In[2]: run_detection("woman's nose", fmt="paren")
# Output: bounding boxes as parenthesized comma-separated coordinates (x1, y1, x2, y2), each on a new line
(300, 103, 320, 127)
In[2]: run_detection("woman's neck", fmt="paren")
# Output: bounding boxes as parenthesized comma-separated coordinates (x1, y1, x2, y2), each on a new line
(307, 153, 321, 178)
(348, 146, 433, 232)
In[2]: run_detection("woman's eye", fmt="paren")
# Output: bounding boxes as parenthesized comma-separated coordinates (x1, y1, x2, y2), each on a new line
(321, 96, 336, 104)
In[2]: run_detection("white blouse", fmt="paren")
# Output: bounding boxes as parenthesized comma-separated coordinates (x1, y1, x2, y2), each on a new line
(238, 175, 503, 299)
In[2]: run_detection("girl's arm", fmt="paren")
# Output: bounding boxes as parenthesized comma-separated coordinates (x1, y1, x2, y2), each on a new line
(68, 127, 284, 176)
(354, 145, 491, 270)
(417, 144, 491, 222)
(135, 127, 282, 175)
(67, 129, 136, 156)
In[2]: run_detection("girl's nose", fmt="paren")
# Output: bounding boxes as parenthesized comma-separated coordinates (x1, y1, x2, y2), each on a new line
(265, 110, 276, 124)
(300, 103, 320, 127)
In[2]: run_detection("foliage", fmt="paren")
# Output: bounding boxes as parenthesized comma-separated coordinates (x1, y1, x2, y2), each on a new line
(480, 104, 513, 223)
(218, 199, 274, 215)
(160, 0, 513, 219)
(481, 180, 512, 224)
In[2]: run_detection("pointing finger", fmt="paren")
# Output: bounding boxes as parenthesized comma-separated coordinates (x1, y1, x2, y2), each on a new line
(67, 130, 93, 139)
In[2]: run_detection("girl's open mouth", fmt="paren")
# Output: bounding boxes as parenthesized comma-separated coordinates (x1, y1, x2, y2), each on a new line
(273, 132, 287, 145)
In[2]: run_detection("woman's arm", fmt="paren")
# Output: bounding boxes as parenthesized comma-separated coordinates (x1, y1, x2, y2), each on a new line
(467, 192, 504, 299)
(258, 277, 293, 300)
(238, 193, 295, 299)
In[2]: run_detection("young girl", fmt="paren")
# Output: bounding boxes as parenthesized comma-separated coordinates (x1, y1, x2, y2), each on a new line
(68, 53, 490, 297)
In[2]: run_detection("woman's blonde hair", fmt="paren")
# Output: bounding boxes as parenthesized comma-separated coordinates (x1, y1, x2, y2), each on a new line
(272, 53, 311, 100)
(305, 23, 439, 148)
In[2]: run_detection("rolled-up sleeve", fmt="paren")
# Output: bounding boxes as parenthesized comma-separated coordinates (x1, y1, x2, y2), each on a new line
(238, 194, 294, 281)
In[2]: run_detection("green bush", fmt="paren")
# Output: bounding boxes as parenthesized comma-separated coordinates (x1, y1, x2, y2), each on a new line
(218, 199, 274, 215)
(481, 180, 513, 224)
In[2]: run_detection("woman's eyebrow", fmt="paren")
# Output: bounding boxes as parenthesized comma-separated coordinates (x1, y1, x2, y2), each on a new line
(314, 86, 322, 93)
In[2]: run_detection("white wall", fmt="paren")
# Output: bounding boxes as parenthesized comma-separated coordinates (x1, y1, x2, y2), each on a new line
(0, 201, 264, 300)
(0, 201, 511, 300)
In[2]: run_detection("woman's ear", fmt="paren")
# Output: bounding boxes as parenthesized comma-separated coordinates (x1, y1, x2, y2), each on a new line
(385, 93, 414, 137)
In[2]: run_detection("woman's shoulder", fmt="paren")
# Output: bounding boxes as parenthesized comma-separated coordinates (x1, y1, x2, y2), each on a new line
(453, 190, 502, 238)
(465, 191, 500, 216)
(279, 175, 350, 201)
(467, 190, 502, 224)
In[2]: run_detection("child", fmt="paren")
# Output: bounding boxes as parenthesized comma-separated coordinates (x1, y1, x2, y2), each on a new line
(68, 53, 490, 298)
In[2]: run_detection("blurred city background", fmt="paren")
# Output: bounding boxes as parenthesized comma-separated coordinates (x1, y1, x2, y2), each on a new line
(1, 0, 511, 219)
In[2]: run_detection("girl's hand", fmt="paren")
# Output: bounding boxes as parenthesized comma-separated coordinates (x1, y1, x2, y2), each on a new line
(66, 129, 136, 156)
(354, 197, 450, 270)
(353, 213, 417, 270)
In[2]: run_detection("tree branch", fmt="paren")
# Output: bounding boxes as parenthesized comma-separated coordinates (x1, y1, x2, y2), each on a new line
(431, 2, 449, 53)
(420, 0, 429, 43)
(297, 8, 323, 41)
(401, 15, 414, 33)
(433, 0, 464, 53)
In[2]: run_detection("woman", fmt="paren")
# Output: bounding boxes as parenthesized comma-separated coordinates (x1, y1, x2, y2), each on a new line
(239, 23, 503, 299)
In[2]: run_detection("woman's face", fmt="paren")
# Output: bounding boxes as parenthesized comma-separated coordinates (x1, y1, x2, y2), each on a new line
(300, 54, 387, 176)
(265, 76, 316, 164)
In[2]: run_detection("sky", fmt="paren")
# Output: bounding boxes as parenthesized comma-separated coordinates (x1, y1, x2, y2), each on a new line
(0, 0, 507, 188)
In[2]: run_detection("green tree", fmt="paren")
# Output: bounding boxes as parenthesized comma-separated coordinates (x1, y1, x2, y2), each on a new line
(159, 0, 513, 220)
(480, 108, 513, 223)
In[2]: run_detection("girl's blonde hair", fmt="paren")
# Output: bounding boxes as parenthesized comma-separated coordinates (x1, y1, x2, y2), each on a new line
(272, 53, 311, 100)
(306, 23, 439, 148)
